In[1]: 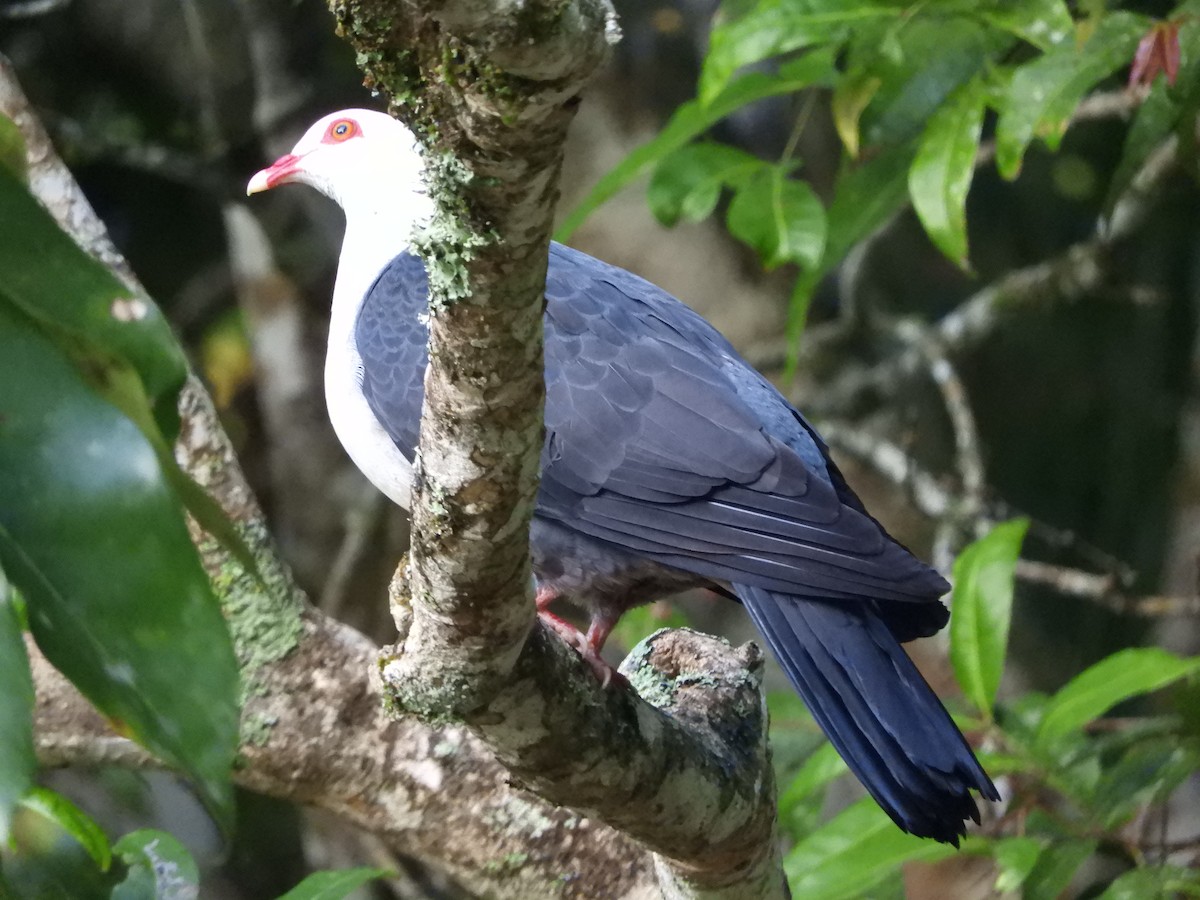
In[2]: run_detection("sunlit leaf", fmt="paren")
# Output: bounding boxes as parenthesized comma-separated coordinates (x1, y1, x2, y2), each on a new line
(276, 867, 392, 900)
(995, 12, 1150, 179)
(19, 787, 111, 871)
(976, 0, 1074, 51)
(111, 829, 198, 900)
(784, 797, 956, 899)
(0, 567, 34, 843)
(1037, 648, 1200, 746)
(950, 519, 1029, 717)
(700, 0, 899, 102)
(0, 300, 239, 827)
(908, 74, 987, 267)
(556, 49, 835, 241)
(726, 166, 826, 270)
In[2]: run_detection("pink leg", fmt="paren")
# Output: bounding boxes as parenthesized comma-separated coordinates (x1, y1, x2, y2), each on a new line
(534, 586, 624, 689)
(583, 611, 626, 690)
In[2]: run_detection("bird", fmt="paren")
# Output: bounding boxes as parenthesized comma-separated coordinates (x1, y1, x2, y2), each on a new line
(248, 108, 998, 844)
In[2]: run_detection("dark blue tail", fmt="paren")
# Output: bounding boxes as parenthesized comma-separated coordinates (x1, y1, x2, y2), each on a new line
(735, 585, 998, 844)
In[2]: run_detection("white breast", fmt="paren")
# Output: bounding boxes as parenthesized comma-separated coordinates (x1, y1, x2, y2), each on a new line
(324, 332, 414, 510)
(324, 218, 421, 510)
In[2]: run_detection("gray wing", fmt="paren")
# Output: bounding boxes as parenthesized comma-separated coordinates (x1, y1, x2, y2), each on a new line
(537, 244, 949, 635)
(356, 246, 949, 637)
(355, 253, 429, 461)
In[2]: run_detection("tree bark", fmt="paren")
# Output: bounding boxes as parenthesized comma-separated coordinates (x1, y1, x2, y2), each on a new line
(5, 27, 788, 897)
(330, 3, 787, 895)
(3, 56, 649, 899)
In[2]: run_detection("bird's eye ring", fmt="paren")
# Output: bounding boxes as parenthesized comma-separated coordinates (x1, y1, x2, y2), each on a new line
(324, 118, 360, 144)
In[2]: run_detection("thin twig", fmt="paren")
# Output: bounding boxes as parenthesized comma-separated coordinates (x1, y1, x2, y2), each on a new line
(1016, 561, 1200, 617)
(821, 419, 1200, 616)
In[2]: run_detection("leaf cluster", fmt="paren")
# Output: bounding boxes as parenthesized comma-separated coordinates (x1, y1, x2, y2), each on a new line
(561, 0, 1200, 360)
(0, 117, 389, 900)
(766, 522, 1200, 899)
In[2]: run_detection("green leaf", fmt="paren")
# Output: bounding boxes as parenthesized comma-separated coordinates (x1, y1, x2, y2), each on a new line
(1090, 742, 1200, 829)
(1037, 649, 1200, 746)
(1022, 839, 1097, 900)
(611, 601, 690, 652)
(780, 742, 846, 810)
(647, 143, 761, 226)
(19, 787, 112, 871)
(778, 138, 914, 365)
(700, 0, 899, 102)
(784, 797, 956, 899)
(976, 0, 1074, 51)
(726, 166, 826, 270)
(111, 829, 198, 900)
(822, 140, 915, 270)
(276, 868, 392, 900)
(0, 300, 239, 827)
(992, 836, 1044, 894)
(0, 114, 28, 183)
(995, 12, 1150, 179)
(556, 49, 836, 241)
(0, 567, 35, 843)
(950, 518, 1029, 717)
(908, 74, 987, 267)
(0, 161, 258, 580)
(852, 16, 1004, 152)
(0, 165, 186, 437)
(1105, 15, 1200, 218)
(831, 73, 881, 158)
(1098, 865, 1200, 900)
(778, 743, 847, 838)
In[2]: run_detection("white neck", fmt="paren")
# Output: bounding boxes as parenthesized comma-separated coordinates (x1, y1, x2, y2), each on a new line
(324, 195, 433, 509)
(331, 198, 430, 329)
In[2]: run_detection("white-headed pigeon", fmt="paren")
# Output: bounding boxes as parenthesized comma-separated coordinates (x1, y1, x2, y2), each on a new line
(248, 109, 998, 843)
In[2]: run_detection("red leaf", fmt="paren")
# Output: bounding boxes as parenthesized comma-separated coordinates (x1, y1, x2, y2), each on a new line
(1129, 21, 1182, 88)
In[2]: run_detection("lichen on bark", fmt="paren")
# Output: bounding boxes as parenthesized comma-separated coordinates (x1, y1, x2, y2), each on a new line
(325, 1, 788, 895)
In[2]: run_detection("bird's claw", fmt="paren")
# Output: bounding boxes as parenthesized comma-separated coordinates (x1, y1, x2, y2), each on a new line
(537, 611, 625, 689)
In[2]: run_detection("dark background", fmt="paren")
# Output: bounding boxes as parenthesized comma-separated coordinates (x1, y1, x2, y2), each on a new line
(2, 0, 1198, 896)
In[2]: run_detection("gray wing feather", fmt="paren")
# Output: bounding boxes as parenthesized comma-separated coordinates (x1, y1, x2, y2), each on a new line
(356, 245, 949, 623)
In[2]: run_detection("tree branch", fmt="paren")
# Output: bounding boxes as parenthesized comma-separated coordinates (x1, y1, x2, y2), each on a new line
(330, 4, 786, 895)
(7, 6, 789, 891)
(2, 56, 662, 899)
(819, 419, 1200, 619)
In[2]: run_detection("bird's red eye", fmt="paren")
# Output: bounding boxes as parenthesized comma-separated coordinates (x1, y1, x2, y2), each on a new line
(323, 118, 360, 144)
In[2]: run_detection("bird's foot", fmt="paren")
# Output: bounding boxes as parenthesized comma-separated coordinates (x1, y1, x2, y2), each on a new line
(537, 611, 625, 689)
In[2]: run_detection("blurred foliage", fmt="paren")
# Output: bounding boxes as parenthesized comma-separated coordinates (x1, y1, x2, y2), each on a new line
(1, 0, 1200, 898)
(766, 520, 1200, 899)
(0, 148, 239, 831)
(564, 0, 1200, 362)
(577, 1, 1200, 894)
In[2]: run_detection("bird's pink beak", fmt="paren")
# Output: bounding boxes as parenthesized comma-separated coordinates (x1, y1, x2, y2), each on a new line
(246, 153, 305, 195)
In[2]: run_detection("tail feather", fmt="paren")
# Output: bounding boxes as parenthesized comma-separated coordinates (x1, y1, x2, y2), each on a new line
(735, 585, 998, 844)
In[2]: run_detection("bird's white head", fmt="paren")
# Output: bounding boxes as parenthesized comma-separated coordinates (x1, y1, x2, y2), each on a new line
(247, 109, 430, 226)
